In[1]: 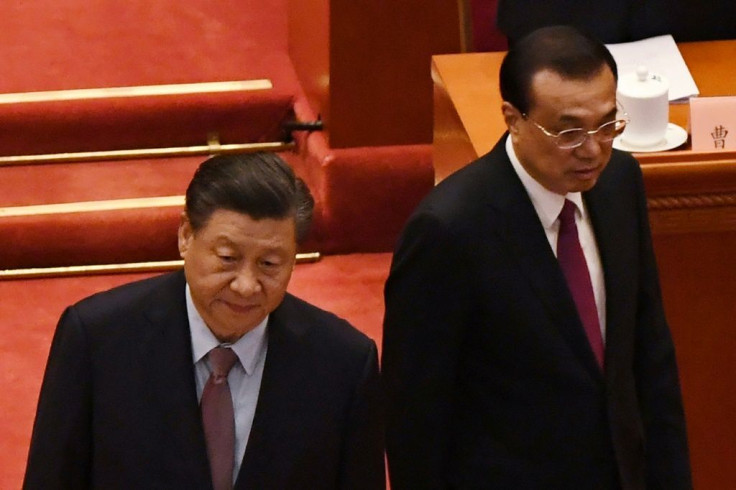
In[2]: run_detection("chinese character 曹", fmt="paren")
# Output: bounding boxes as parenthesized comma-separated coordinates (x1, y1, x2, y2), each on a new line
(711, 125, 728, 149)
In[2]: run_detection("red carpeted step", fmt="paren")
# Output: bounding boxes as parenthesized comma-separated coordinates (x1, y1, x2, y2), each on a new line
(0, 131, 433, 269)
(0, 158, 194, 269)
(0, 157, 201, 207)
(0, 1, 293, 93)
(0, 0, 310, 269)
(0, 0, 303, 164)
(0, 0, 434, 269)
(0, 151, 325, 269)
(0, 86, 295, 157)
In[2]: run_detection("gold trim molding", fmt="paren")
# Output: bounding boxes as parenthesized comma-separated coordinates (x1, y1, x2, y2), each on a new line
(0, 80, 272, 105)
(0, 253, 321, 281)
(0, 141, 295, 167)
(0, 196, 185, 218)
(648, 192, 736, 210)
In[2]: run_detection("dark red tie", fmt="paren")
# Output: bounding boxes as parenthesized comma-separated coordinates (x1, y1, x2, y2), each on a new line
(557, 200, 605, 369)
(201, 346, 239, 490)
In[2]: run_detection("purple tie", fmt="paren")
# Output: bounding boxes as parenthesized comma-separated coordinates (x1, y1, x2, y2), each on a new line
(557, 200, 605, 369)
(201, 346, 239, 490)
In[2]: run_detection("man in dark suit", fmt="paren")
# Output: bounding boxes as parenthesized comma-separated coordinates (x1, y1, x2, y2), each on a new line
(382, 26, 691, 489)
(24, 153, 385, 489)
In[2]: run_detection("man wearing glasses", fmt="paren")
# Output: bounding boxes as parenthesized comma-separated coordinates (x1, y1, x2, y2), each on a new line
(382, 26, 692, 489)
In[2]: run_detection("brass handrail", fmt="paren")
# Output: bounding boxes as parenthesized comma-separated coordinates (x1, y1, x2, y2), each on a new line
(0, 79, 295, 166)
(0, 80, 273, 104)
(0, 141, 295, 167)
(0, 196, 184, 218)
(0, 79, 313, 279)
(0, 253, 321, 280)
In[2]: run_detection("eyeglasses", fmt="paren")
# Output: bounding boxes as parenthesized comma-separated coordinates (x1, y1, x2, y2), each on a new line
(522, 113, 629, 149)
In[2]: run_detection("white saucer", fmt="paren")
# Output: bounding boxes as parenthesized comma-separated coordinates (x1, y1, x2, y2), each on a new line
(613, 123, 688, 153)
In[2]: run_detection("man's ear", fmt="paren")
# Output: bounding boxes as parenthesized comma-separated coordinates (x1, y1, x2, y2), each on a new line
(177, 213, 193, 259)
(502, 101, 522, 135)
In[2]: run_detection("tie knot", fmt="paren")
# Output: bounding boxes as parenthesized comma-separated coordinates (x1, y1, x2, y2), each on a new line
(208, 347, 238, 381)
(559, 199, 578, 227)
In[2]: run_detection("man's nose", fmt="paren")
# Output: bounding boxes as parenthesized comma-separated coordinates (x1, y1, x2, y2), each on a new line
(230, 265, 262, 295)
(575, 133, 604, 158)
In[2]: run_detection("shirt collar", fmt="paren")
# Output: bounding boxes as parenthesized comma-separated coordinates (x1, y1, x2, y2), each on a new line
(186, 283, 268, 376)
(505, 135, 586, 227)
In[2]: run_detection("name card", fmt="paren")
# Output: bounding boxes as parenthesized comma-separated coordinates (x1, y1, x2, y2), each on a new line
(690, 96, 736, 151)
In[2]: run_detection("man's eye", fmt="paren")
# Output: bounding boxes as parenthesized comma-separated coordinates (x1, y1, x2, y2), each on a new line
(218, 255, 237, 263)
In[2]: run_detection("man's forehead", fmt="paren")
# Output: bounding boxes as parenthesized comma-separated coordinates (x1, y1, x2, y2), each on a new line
(530, 66, 614, 91)
(527, 67, 617, 115)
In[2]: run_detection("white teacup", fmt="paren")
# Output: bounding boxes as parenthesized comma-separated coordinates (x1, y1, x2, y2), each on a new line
(617, 66, 669, 148)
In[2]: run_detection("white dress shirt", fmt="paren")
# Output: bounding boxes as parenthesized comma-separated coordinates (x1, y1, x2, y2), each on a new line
(506, 136, 607, 340)
(186, 284, 268, 483)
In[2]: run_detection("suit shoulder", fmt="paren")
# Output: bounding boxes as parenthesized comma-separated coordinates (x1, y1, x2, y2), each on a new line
(276, 294, 377, 357)
(71, 271, 183, 320)
(416, 151, 502, 217)
(607, 149, 642, 175)
(596, 150, 645, 192)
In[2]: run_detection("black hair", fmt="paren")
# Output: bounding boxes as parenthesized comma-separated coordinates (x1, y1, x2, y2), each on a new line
(499, 25, 618, 114)
(185, 152, 314, 243)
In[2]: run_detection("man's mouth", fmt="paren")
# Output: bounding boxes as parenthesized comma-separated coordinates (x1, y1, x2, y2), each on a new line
(574, 166, 599, 178)
(222, 300, 259, 314)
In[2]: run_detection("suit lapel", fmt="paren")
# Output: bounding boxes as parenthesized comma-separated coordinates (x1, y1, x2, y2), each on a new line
(483, 141, 604, 379)
(137, 271, 212, 486)
(236, 295, 309, 488)
(584, 157, 635, 378)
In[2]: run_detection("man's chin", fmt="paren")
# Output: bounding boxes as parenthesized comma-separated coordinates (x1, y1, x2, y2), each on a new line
(568, 172, 601, 192)
(206, 308, 265, 343)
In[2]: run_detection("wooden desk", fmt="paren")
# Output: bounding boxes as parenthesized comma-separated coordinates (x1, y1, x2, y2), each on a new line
(432, 40, 736, 179)
(432, 41, 736, 489)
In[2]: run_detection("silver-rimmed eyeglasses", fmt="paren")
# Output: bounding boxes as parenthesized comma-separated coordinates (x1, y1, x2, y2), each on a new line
(522, 113, 629, 149)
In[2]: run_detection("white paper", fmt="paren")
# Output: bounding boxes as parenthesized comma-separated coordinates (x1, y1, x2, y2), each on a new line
(606, 35, 699, 102)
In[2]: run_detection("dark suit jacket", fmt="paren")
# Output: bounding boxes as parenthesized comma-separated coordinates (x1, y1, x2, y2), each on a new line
(382, 136, 691, 489)
(24, 270, 384, 489)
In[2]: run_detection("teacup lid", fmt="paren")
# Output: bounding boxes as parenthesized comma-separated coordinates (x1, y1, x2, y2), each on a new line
(617, 66, 669, 99)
